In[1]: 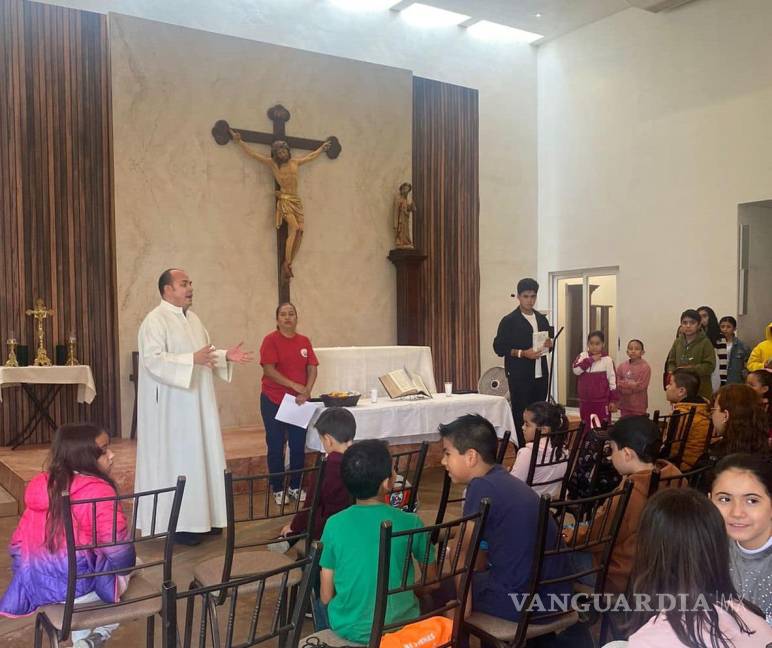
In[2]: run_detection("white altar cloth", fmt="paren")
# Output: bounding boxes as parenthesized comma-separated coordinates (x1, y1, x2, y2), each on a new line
(306, 393, 514, 451)
(0, 365, 96, 403)
(313, 346, 437, 398)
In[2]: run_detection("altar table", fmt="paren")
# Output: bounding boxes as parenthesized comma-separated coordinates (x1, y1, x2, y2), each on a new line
(0, 366, 96, 448)
(306, 392, 514, 451)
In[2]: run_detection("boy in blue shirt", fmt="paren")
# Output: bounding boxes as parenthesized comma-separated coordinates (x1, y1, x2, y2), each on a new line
(319, 440, 436, 644)
(439, 414, 574, 623)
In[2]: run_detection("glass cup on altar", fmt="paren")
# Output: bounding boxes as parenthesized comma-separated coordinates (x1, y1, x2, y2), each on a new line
(444, 382, 453, 397)
(370, 388, 378, 404)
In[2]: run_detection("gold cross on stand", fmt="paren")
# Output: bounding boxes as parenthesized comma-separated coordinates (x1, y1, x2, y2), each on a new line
(25, 298, 54, 366)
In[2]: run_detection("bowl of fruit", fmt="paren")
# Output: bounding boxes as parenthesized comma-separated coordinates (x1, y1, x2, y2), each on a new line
(320, 391, 361, 407)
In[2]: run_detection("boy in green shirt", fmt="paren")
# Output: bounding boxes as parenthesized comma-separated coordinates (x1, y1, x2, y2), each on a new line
(666, 309, 716, 400)
(319, 440, 436, 644)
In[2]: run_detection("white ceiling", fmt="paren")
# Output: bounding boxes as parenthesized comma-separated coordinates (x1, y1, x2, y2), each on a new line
(416, 0, 635, 42)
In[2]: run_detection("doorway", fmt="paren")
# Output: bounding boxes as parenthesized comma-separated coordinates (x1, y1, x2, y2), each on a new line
(550, 269, 618, 406)
(738, 201, 772, 345)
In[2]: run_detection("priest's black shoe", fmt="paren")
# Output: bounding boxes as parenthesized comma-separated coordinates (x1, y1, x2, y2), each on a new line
(173, 531, 203, 546)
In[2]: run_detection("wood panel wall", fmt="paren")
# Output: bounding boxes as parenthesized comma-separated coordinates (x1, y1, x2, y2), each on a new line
(0, 0, 119, 444)
(412, 77, 480, 391)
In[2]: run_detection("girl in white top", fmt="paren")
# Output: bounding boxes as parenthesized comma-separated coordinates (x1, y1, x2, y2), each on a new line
(625, 488, 772, 648)
(510, 401, 569, 498)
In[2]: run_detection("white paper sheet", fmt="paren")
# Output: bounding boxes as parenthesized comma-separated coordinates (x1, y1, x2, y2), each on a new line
(275, 393, 323, 429)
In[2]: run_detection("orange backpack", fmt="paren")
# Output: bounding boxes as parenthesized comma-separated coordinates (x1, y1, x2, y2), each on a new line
(379, 616, 453, 648)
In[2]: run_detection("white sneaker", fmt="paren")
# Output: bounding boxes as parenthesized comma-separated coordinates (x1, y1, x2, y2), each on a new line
(267, 539, 290, 554)
(73, 632, 107, 648)
(273, 490, 285, 506)
(288, 487, 306, 502)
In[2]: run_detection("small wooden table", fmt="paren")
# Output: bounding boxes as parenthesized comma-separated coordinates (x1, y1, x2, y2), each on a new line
(0, 366, 96, 448)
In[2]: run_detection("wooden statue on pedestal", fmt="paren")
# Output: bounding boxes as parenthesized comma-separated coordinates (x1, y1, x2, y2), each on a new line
(388, 181, 426, 346)
(393, 182, 416, 249)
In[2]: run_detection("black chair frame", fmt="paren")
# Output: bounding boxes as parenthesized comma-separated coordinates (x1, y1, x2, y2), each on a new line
(164, 544, 321, 648)
(185, 461, 325, 648)
(464, 482, 634, 648)
(525, 423, 584, 500)
(656, 407, 696, 467)
(365, 499, 490, 648)
(34, 476, 186, 648)
(386, 441, 429, 512)
(647, 463, 714, 496)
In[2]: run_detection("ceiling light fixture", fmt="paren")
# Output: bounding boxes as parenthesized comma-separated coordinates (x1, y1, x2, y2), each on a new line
(466, 20, 543, 43)
(398, 3, 470, 27)
(328, 0, 401, 11)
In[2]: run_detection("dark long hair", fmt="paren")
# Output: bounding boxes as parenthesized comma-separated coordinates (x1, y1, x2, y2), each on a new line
(698, 306, 722, 349)
(45, 423, 117, 552)
(524, 401, 569, 455)
(627, 488, 757, 647)
(712, 452, 772, 498)
(713, 384, 769, 457)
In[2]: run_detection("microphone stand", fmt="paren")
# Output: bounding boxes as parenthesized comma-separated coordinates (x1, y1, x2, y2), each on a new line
(547, 326, 564, 404)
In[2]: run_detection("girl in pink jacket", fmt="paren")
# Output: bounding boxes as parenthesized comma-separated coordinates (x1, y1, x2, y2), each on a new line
(615, 339, 652, 417)
(0, 424, 135, 647)
(572, 330, 618, 427)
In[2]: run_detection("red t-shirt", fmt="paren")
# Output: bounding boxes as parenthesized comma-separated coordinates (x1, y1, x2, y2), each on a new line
(260, 330, 319, 405)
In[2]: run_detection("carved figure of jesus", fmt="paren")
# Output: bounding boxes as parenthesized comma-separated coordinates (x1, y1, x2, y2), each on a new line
(394, 182, 416, 249)
(230, 129, 331, 278)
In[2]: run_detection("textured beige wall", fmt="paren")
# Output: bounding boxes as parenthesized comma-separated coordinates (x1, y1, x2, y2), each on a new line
(111, 15, 411, 435)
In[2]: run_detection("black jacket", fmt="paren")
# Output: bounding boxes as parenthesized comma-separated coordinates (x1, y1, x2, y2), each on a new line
(493, 308, 550, 380)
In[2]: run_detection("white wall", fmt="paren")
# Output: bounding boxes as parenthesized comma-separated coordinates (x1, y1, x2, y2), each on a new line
(39, 0, 539, 383)
(538, 0, 772, 409)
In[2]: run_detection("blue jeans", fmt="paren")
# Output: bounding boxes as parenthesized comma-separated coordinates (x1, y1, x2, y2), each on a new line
(313, 599, 330, 631)
(570, 550, 597, 587)
(260, 393, 307, 491)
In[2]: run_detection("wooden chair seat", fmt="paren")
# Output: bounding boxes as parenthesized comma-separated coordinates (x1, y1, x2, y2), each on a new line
(40, 574, 161, 631)
(193, 549, 300, 591)
(464, 610, 579, 641)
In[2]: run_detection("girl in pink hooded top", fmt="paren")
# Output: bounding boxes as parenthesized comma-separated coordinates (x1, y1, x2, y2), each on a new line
(572, 330, 618, 427)
(0, 424, 135, 645)
(616, 339, 651, 417)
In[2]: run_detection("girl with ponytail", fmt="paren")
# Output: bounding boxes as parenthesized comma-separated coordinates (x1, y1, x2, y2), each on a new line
(510, 401, 570, 497)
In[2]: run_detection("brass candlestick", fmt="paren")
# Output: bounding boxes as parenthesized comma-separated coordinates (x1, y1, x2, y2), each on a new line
(5, 335, 19, 367)
(65, 335, 79, 366)
(25, 298, 54, 367)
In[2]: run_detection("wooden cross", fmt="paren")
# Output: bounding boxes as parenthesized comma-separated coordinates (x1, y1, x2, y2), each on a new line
(212, 106, 341, 303)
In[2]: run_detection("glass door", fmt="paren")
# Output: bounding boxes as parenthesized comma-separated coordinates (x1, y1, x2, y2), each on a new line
(551, 270, 617, 406)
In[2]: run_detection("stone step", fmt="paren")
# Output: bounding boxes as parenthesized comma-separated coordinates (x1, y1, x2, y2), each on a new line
(0, 483, 18, 517)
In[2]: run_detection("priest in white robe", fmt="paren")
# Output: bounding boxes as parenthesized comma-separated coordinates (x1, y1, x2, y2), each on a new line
(135, 268, 252, 544)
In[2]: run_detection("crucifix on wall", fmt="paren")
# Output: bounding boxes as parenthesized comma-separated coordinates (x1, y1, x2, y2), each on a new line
(212, 106, 341, 303)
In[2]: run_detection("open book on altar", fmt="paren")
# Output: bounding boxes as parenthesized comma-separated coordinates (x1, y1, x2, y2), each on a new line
(379, 367, 433, 399)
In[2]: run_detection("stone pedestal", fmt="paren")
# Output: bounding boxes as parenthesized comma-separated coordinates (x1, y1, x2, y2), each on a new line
(388, 248, 427, 346)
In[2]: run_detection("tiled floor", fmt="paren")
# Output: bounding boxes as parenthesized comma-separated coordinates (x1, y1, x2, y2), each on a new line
(0, 466, 465, 647)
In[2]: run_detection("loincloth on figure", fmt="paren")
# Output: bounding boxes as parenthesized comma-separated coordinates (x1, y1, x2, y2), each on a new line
(274, 192, 305, 230)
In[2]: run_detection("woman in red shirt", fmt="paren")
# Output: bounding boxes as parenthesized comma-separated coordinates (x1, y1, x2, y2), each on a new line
(260, 302, 319, 504)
